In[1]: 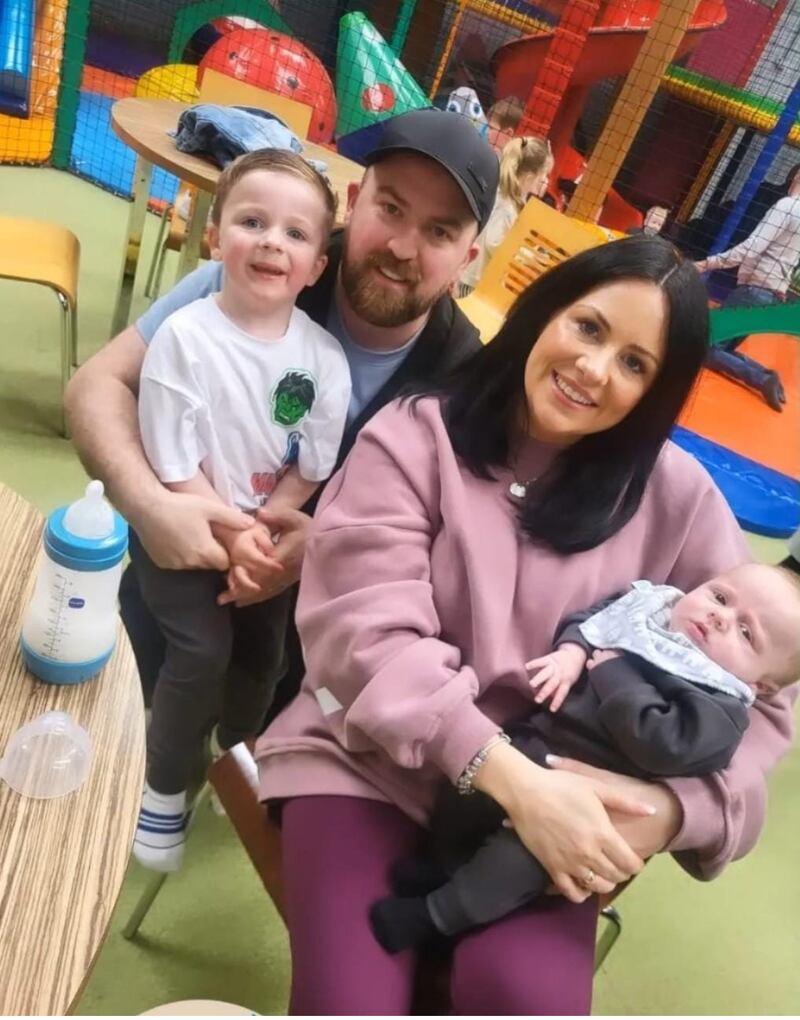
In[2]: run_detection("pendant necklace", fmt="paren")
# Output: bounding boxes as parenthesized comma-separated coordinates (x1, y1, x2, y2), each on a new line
(509, 476, 536, 499)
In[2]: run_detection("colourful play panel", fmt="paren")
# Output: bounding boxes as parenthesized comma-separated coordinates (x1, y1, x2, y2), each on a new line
(0, 0, 35, 116)
(662, 65, 800, 149)
(0, 0, 66, 161)
(674, 333, 799, 538)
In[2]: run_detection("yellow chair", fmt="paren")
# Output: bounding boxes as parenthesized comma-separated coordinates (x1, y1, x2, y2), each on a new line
(144, 68, 313, 299)
(458, 198, 621, 344)
(0, 215, 79, 434)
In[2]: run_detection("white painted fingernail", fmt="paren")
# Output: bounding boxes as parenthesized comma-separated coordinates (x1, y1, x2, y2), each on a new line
(545, 754, 562, 765)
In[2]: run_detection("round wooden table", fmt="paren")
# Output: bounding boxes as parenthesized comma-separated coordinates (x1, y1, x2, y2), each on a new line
(0, 483, 146, 1015)
(109, 97, 362, 335)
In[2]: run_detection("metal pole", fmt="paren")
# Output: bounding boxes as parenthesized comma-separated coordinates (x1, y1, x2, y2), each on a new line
(711, 77, 800, 253)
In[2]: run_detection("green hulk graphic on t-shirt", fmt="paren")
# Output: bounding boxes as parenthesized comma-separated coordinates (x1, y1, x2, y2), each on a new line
(271, 370, 316, 426)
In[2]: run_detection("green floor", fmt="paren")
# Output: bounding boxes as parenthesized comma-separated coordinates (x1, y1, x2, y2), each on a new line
(1, 166, 798, 1015)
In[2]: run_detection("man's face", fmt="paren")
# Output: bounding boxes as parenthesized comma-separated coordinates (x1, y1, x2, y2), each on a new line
(339, 154, 479, 328)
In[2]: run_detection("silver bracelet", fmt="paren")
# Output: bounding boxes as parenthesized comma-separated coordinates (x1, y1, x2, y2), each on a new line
(456, 732, 511, 795)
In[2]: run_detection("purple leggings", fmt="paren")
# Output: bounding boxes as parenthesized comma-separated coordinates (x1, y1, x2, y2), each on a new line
(281, 795, 598, 1015)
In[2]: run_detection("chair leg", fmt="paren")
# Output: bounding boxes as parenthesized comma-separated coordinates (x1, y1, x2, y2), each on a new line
(122, 870, 169, 940)
(594, 905, 622, 971)
(151, 239, 170, 302)
(145, 205, 172, 299)
(121, 782, 213, 939)
(70, 303, 79, 369)
(57, 292, 71, 437)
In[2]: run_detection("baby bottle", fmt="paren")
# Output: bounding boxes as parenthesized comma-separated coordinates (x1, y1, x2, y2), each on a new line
(20, 481, 128, 685)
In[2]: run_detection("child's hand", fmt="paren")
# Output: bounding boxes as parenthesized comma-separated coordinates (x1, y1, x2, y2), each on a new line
(586, 648, 623, 670)
(227, 523, 282, 574)
(526, 643, 587, 712)
(221, 562, 261, 604)
(217, 524, 283, 606)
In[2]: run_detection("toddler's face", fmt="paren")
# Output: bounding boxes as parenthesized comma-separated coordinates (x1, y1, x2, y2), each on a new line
(670, 564, 800, 695)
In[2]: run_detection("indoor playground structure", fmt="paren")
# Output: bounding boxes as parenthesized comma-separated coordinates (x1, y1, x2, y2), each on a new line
(2, 0, 800, 1014)
(1, 0, 798, 539)
(0, 0, 67, 160)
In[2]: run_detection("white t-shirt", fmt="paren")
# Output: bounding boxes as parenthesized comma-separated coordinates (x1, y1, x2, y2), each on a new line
(139, 295, 351, 511)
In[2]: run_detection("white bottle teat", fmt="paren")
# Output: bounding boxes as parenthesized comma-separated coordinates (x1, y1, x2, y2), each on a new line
(62, 480, 115, 540)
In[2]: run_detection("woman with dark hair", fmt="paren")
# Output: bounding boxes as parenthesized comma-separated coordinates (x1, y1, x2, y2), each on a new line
(255, 236, 794, 1014)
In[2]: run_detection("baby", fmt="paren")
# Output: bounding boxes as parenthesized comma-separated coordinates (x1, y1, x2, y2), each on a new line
(371, 562, 800, 951)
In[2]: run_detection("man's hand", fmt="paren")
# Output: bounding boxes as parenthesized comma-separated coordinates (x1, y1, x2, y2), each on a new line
(134, 491, 252, 571)
(218, 505, 312, 606)
(526, 642, 587, 712)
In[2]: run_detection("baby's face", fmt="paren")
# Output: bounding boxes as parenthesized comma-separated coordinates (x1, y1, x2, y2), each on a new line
(669, 564, 800, 695)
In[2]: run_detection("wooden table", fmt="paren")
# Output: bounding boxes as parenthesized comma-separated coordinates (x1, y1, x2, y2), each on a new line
(109, 96, 362, 335)
(0, 483, 145, 1015)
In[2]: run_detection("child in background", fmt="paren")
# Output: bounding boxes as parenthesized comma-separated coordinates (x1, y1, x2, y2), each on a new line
(486, 96, 525, 154)
(133, 149, 351, 872)
(458, 136, 553, 296)
(370, 562, 800, 951)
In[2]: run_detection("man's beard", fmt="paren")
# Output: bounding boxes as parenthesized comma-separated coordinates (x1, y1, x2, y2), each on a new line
(340, 245, 448, 327)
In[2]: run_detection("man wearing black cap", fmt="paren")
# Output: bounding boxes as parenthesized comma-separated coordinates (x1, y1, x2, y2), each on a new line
(66, 109, 499, 707)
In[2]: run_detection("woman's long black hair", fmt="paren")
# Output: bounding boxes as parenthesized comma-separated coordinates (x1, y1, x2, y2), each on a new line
(415, 235, 710, 554)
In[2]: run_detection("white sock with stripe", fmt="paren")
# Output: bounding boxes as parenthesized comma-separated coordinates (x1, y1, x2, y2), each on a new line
(133, 783, 188, 873)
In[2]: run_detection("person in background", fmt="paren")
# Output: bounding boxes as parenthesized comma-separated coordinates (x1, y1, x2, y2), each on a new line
(627, 205, 670, 237)
(695, 163, 800, 411)
(458, 136, 553, 297)
(486, 96, 525, 154)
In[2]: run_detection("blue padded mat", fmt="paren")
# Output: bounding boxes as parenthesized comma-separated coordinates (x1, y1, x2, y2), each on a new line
(672, 425, 800, 539)
(70, 91, 180, 203)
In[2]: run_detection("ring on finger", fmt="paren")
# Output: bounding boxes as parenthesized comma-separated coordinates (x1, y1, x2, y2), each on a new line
(579, 868, 596, 890)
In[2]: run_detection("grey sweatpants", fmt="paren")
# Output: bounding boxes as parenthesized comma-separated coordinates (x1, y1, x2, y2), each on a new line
(131, 534, 292, 794)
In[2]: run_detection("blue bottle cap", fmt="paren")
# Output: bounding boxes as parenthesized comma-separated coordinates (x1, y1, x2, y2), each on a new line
(45, 506, 128, 572)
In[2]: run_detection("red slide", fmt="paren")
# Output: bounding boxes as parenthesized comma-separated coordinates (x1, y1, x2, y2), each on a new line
(492, 0, 727, 230)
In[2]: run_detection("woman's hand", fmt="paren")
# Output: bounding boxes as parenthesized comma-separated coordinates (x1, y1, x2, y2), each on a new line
(547, 756, 683, 859)
(473, 742, 653, 903)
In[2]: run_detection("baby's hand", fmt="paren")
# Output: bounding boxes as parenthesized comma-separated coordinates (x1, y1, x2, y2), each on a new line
(586, 648, 623, 670)
(526, 643, 587, 712)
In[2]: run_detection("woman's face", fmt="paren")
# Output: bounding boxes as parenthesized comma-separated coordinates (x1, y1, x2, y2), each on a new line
(523, 279, 668, 444)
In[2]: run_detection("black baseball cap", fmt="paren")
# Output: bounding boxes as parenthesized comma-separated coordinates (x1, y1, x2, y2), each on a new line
(365, 108, 499, 232)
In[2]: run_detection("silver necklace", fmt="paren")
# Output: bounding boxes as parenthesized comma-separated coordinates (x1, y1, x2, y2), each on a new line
(509, 476, 536, 499)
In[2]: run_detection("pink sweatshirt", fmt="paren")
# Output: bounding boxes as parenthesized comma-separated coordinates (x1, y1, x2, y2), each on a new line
(256, 398, 796, 880)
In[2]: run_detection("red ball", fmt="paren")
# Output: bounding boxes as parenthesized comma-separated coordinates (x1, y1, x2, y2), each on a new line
(200, 28, 337, 143)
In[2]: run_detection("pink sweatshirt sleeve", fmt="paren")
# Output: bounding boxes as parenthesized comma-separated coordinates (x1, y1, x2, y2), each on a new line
(660, 459, 797, 878)
(295, 401, 499, 783)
